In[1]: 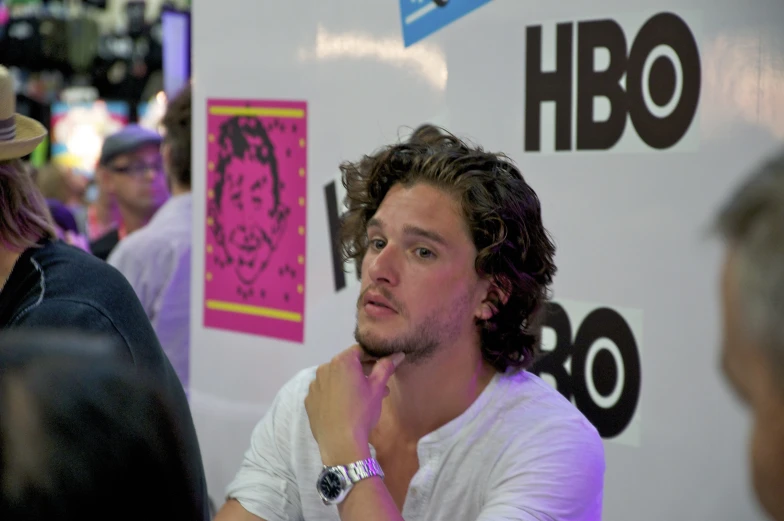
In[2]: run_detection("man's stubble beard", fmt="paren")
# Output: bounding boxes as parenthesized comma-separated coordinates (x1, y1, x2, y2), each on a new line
(353, 292, 471, 366)
(354, 318, 440, 366)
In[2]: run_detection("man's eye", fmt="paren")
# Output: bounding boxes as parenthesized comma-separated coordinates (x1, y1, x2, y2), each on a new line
(415, 247, 433, 258)
(370, 239, 385, 250)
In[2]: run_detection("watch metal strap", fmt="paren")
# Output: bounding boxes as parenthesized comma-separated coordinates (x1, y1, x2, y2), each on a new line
(345, 457, 384, 483)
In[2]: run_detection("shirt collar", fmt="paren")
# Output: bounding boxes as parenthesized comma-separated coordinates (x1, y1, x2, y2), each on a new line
(149, 192, 192, 225)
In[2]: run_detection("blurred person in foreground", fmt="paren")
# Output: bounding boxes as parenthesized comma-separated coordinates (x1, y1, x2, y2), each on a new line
(109, 84, 193, 392)
(715, 148, 784, 521)
(0, 330, 202, 521)
(216, 125, 604, 521)
(89, 124, 169, 260)
(0, 64, 210, 520)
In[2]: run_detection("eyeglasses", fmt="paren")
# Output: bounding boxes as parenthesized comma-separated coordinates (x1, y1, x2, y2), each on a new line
(109, 160, 164, 177)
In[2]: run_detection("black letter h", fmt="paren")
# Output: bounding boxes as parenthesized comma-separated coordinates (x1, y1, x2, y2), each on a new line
(525, 23, 573, 152)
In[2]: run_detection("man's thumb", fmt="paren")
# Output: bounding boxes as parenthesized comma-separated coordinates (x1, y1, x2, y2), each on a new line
(369, 352, 405, 389)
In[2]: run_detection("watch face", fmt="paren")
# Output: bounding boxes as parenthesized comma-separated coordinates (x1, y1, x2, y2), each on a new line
(318, 470, 343, 501)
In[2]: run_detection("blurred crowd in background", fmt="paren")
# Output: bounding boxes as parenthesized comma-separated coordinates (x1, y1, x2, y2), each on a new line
(0, 3, 203, 517)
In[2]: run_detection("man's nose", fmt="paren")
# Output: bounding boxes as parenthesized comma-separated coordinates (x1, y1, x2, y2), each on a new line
(143, 165, 161, 180)
(367, 244, 400, 287)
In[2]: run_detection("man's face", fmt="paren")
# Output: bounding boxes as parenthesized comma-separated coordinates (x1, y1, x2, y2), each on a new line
(720, 248, 784, 521)
(355, 182, 492, 365)
(105, 144, 169, 217)
(219, 152, 285, 285)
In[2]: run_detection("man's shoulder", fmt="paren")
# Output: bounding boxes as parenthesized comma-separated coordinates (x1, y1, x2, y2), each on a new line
(500, 370, 583, 412)
(110, 225, 171, 259)
(276, 366, 318, 405)
(36, 240, 132, 283)
(29, 241, 157, 321)
(252, 367, 317, 436)
(110, 223, 191, 268)
(17, 248, 171, 370)
(495, 370, 603, 445)
(245, 367, 317, 452)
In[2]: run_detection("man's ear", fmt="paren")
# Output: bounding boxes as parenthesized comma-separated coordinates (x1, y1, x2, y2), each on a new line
(476, 278, 510, 321)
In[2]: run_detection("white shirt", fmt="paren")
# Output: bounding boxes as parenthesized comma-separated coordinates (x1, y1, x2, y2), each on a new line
(226, 366, 605, 521)
(108, 193, 192, 391)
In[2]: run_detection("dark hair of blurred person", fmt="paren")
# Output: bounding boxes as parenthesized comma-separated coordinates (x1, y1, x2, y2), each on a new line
(0, 330, 202, 521)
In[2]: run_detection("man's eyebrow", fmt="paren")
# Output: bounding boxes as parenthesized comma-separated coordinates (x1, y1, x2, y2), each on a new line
(403, 225, 447, 246)
(367, 217, 384, 230)
(366, 218, 448, 246)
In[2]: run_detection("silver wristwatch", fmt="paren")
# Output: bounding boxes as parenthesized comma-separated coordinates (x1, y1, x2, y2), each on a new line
(316, 457, 384, 505)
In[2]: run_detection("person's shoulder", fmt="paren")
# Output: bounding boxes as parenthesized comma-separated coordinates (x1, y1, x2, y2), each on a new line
(107, 226, 156, 264)
(34, 241, 148, 296)
(118, 226, 154, 248)
(496, 370, 603, 445)
(117, 221, 178, 251)
(499, 370, 582, 413)
(476, 371, 605, 490)
(246, 367, 317, 439)
(34, 239, 106, 269)
(277, 366, 318, 404)
(10, 298, 135, 357)
(111, 223, 190, 266)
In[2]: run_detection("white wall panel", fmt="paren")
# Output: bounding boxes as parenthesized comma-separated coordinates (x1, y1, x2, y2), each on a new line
(190, 1, 784, 519)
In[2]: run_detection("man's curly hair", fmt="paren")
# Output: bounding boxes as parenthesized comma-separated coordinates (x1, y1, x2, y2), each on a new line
(339, 126, 556, 372)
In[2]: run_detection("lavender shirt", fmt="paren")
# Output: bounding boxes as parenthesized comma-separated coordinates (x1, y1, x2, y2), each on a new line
(108, 193, 192, 392)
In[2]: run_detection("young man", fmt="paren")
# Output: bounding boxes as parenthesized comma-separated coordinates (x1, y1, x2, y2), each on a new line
(714, 149, 784, 521)
(89, 124, 169, 260)
(217, 131, 605, 521)
(0, 65, 210, 521)
(108, 85, 193, 391)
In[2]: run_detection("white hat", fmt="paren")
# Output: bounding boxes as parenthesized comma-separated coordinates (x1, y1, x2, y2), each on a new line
(0, 65, 48, 161)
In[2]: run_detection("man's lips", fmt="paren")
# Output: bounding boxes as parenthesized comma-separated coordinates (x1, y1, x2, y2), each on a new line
(362, 291, 396, 312)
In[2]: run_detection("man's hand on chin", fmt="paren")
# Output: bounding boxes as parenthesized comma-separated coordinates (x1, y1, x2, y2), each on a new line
(304, 344, 403, 464)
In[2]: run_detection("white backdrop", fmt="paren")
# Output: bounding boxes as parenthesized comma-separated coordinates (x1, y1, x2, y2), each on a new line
(189, 0, 784, 519)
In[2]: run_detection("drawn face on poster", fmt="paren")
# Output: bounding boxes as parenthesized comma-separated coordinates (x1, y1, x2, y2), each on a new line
(209, 116, 290, 287)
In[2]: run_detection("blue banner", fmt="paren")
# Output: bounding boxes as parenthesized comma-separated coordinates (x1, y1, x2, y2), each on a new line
(399, 0, 494, 47)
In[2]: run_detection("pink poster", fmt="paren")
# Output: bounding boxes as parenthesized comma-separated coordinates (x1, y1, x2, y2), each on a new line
(204, 99, 307, 343)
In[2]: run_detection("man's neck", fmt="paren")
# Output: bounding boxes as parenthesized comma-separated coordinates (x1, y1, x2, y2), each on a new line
(378, 339, 497, 443)
(118, 207, 151, 236)
(0, 248, 23, 292)
(170, 181, 191, 198)
(93, 195, 120, 226)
